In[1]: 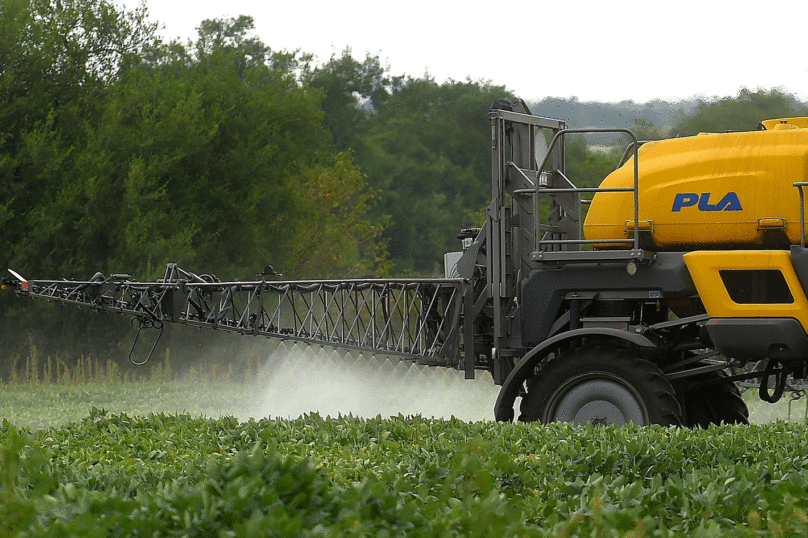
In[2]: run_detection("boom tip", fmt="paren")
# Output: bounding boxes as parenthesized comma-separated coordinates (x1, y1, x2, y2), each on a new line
(6, 269, 29, 292)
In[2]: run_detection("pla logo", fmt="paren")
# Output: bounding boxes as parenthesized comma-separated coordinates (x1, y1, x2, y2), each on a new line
(671, 192, 743, 212)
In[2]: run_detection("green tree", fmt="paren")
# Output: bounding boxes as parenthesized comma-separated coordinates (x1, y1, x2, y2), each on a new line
(630, 118, 667, 141)
(12, 13, 385, 282)
(303, 49, 390, 152)
(0, 0, 159, 276)
(286, 153, 391, 278)
(304, 54, 520, 274)
(103, 32, 325, 279)
(0, 0, 162, 373)
(0, 6, 387, 371)
(355, 77, 510, 274)
(563, 136, 622, 189)
(671, 88, 807, 136)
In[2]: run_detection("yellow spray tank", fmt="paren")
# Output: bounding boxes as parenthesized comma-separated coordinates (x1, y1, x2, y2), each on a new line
(583, 118, 808, 249)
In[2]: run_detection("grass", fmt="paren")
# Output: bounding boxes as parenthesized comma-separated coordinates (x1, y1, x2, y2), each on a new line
(0, 349, 266, 430)
(0, 381, 260, 430)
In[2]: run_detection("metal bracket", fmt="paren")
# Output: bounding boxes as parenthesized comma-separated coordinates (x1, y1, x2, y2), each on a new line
(128, 318, 164, 366)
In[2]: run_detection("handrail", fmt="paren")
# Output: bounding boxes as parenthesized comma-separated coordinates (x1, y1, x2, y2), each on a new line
(794, 182, 808, 247)
(617, 140, 649, 168)
(534, 127, 640, 256)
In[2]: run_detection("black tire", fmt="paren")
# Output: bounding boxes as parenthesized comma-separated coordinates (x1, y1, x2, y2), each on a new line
(678, 371, 749, 427)
(519, 345, 682, 426)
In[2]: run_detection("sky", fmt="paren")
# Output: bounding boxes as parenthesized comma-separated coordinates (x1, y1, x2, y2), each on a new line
(117, 0, 808, 104)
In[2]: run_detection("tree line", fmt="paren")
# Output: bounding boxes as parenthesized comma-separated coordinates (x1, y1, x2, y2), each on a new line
(1, 0, 806, 372)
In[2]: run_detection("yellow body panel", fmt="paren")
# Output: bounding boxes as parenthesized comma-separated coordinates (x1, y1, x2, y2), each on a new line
(584, 121, 808, 248)
(683, 250, 808, 328)
(760, 118, 808, 130)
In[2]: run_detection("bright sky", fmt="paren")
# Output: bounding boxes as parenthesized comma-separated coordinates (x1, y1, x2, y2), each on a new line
(118, 0, 808, 104)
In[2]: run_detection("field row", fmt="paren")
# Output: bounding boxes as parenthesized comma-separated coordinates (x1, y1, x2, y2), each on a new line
(2, 408, 808, 536)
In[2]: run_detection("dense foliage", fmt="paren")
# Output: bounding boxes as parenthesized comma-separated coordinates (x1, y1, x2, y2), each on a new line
(0, 1, 385, 368)
(1, 409, 807, 536)
(531, 96, 697, 132)
(0, 2, 383, 282)
(355, 78, 508, 272)
(670, 88, 808, 136)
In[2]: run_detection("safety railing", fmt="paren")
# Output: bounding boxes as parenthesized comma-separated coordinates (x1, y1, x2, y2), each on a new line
(513, 127, 643, 263)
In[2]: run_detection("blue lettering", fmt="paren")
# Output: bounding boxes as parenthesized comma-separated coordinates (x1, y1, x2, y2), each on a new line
(672, 192, 742, 212)
(672, 193, 699, 212)
(698, 193, 716, 211)
(714, 192, 743, 211)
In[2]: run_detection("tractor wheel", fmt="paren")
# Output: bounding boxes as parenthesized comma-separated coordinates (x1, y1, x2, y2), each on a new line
(519, 345, 682, 426)
(678, 371, 749, 427)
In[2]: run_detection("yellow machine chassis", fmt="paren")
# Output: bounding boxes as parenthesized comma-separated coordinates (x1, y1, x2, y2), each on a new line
(684, 250, 808, 330)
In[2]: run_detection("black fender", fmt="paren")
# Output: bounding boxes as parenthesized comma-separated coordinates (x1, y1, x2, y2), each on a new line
(493, 328, 659, 422)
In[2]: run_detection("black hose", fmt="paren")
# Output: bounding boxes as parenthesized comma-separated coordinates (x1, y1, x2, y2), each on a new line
(759, 359, 788, 403)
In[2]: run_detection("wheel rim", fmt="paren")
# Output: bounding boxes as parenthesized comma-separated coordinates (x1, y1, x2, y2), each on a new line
(544, 373, 648, 426)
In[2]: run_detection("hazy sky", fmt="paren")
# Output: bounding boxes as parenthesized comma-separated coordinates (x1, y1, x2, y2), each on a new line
(118, 0, 808, 104)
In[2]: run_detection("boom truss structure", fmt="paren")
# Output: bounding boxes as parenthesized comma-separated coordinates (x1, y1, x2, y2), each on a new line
(5, 263, 474, 371)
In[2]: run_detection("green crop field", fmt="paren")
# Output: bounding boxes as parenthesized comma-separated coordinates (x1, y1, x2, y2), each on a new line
(2, 405, 808, 537)
(2, 345, 808, 536)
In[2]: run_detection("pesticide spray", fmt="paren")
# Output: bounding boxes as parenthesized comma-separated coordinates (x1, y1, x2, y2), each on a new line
(248, 339, 501, 422)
